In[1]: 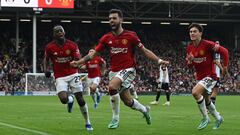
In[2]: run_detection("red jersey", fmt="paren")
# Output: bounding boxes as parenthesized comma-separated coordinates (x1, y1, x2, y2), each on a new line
(95, 30, 144, 72)
(187, 39, 228, 80)
(85, 56, 105, 78)
(45, 40, 81, 79)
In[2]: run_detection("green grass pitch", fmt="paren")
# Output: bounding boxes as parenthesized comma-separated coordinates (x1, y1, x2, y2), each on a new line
(0, 95, 239, 135)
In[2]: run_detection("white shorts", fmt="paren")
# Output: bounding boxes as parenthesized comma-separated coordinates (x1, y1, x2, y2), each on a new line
(88, 77, 101, 86)
(55, 73, 83, 94)
(109, 67, 136, 93)
(198, 77, 217, 94)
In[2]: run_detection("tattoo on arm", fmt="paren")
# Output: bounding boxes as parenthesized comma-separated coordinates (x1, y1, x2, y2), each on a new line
(83, 55, 91, 62)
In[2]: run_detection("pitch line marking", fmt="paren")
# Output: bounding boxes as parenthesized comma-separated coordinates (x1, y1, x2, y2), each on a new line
(0, 121, 50, 135)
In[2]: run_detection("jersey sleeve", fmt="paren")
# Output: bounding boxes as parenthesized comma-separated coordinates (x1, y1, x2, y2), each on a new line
(131, 32, 144, 48)
(95, 36, 106, 53)
(72, 43, 81, 59)
(208, 41, 229, 67)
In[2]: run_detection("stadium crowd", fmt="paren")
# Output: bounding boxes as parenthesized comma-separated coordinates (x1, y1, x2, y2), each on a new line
(0, 24, 240, 95)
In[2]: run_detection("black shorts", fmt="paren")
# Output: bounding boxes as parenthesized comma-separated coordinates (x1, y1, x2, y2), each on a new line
(159, 82, 169, 90)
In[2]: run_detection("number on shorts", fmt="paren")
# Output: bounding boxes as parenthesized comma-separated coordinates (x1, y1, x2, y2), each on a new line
(202, 77, 213, 88)
(74, 76, 80, 83)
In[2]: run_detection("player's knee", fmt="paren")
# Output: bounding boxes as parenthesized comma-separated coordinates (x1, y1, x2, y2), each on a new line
(123, 99, 133, 107)
(192, 90, 198, 98)
(77, 98, 86, 107)
(60, 97, 68, 104)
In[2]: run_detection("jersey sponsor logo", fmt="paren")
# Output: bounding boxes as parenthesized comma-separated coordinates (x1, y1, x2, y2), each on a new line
(110, 47, 128, 54)
(193, 57, 207, 63)
(55, 56, 72, 63)
(122, 39, 128, 45)
(65, 49, 71, 55)
(89, 64, 98, 68)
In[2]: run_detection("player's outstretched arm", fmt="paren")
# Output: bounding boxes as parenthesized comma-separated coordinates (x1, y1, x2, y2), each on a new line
(139, 46, 169, 65)
(70, 50, 98, 67)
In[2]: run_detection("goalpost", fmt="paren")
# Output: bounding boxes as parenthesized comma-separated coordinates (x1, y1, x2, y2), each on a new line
(25, 73, 88, 96)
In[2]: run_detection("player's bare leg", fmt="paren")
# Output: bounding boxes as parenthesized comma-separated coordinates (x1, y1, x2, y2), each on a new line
(211, 87, 218, 105)
(192, 84, 210, 130)
(120, 90, 151, 125)
(74, 92, 93, 131)
(90, 83, 99, 109)
(108, 77, 121, 129)
(58, 91, 74, 113)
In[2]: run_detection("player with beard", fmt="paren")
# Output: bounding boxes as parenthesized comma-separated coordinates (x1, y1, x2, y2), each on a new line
(186, 23, 229, 130)
(43, 25, 93, 131)
(70, 9, 169, 129)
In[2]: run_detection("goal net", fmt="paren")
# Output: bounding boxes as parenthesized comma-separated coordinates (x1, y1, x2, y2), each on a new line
(25, 73, 88, 96)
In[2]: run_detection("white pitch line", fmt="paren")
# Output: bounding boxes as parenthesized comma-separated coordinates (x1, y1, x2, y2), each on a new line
(0, 121, 50, 135)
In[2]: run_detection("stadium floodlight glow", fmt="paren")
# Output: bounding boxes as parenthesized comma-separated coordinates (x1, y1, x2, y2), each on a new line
(160, 22, 171, 25)
(61, 20, 71, 23)
(199, 23, 207, 26)
(41, 19, 52, 23)
(141, 22, 151, 25)
(20, 19, 31, 22)
(0, 19, 11, 21)
(123, 21, 132, 24)
(101, 21, 109, 24)
(179, 23, 190, 25)
(81, 21, 92, 23)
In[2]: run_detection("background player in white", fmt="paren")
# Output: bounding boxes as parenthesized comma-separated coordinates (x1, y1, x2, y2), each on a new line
(150, 64, 171, 106)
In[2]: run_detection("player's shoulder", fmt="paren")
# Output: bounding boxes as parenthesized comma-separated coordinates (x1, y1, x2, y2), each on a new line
(66, 39, 77, 46)
(45, 41, 56, 49)
(123, 30, 137, 36)
(201, 39, 215, 45)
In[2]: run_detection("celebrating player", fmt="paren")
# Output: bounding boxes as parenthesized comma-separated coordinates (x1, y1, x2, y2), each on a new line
(186, 23, 229, 130)
(80, 49, 106, 109)
(43, 25, 93, 131)
(70, 9, 169, 129)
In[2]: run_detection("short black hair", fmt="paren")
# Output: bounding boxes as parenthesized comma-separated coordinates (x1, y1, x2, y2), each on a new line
(109, 9, 123, 18)
(188, 23, 204, 33)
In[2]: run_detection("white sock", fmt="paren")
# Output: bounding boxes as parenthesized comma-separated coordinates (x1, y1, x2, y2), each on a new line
(80, 103, 91, 125)
(110, 93, 120, 120)
(68, 95, 74, 103)
(207, 102, 221, 120)
(132, 91, 138, 99)
(197, 96, 209, 119)
(131, 99, 147, 113)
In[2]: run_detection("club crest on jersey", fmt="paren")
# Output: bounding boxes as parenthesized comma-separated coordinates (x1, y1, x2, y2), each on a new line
(65, 50, 71, 55)
(122, 39, 128, 45)
(108, 41, 112, 44)
(199, 50, 205, 55)
(54, 52, 58, 55)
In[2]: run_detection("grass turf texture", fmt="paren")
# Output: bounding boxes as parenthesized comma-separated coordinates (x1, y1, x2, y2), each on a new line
(0, 96, 239, 135)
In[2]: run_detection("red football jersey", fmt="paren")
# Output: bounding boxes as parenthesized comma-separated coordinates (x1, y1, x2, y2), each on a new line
(187, 39, 228, 80)
(95, 30, 144, 72)
(85, 56, 105, 78)
(45, 40, 81, 79)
